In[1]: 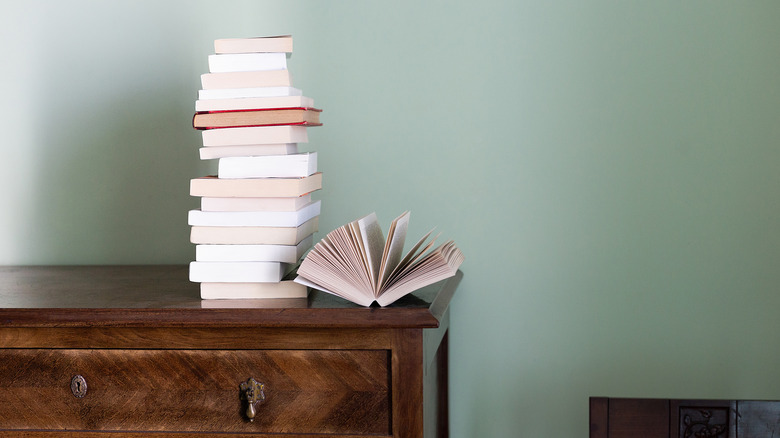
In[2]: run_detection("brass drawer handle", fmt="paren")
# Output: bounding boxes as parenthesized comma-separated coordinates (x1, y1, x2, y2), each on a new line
(239, 377, 266, 422)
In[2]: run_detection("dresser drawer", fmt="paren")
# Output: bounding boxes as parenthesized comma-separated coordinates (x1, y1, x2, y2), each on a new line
(0, 349, 390, 434)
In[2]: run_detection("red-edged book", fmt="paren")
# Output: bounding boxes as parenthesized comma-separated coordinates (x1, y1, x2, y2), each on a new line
(193, 107, 322, 130)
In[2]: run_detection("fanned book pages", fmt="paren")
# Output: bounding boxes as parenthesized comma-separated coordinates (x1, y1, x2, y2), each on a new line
(294, 212, 464, 307)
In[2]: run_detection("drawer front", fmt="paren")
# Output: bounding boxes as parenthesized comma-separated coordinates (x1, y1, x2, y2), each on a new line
(0, 349, 390, 434)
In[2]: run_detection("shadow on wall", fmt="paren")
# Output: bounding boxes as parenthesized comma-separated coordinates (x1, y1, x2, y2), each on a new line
(24, 59, 207, 264)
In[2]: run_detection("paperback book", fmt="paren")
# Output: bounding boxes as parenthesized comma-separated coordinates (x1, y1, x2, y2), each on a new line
(189, 173, 322, 198)
(214, 35, 293, 54)
(201, 125, 309, 146)
(200, 70, 293, 89)
(294, 212, 464, 307)
(190, 216, 319, 246)
(217, 152, 317, 179)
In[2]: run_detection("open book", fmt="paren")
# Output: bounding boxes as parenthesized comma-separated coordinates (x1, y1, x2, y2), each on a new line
(294, 212, 464, 307)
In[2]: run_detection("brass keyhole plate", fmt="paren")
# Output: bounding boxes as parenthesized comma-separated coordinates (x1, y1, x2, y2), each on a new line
(71, 375, 87, 398)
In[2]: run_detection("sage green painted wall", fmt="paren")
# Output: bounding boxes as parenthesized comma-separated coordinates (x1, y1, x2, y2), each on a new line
(2, 1, 779, 436)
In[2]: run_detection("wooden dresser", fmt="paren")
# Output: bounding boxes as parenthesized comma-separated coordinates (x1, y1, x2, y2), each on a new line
(0, 265, 460, 438)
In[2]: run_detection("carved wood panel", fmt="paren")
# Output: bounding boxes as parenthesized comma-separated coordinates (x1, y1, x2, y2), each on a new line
(591, 398, 780, 438)
(679, 406, 730, 437)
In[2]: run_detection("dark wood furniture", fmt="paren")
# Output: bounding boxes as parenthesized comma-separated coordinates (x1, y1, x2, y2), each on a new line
(0, 265, 461, 438)
(590, 397, 780, 438)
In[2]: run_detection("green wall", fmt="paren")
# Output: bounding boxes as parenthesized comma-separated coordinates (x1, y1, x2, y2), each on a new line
(3, 1, 779, 436)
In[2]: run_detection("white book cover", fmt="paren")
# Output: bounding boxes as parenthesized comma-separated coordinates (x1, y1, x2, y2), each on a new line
(208, 52, 287, 73)
(188, 200, 321, 227)
(198, 86, 302, 100)
(189, 261, 287, 283)
(199, 144, 298, 160)
(202, 125, 308, 146)
(218, 152, 317, 179)
(195, 235, 313, 263)
(201, 193, 312, 212)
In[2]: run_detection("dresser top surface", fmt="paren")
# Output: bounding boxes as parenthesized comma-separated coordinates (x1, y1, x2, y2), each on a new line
(0, 265, 460, 328)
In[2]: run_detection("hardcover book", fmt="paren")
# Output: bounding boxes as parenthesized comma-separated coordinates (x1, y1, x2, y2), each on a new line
(193, 107, 321, 130)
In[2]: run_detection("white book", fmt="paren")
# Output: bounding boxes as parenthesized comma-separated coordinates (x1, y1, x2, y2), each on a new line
(201, 70, 293, 89)
(195, 235, 313, 263)
(201, 194, 312, 212)
(198, 86, 302, 100)
(214, 36, 293, 54)
(218, 152, 317, 179)
(208, 52, 287, 73)
(189, 261, 288, 283)
(190, 223, 317, 246)
(196, 96, 314, 112)
(188, 200, 321, 227)
(190, 173, 322, 199)
(199, 144, 298, 160)
(200, 281, 308, 300)
(202, 125, 308, 146)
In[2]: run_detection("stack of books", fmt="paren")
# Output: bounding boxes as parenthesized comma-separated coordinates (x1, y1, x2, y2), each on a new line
(188, 36, 323, 299)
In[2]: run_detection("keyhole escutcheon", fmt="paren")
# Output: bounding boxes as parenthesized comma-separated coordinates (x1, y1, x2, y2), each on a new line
(71, 375, 87, 398)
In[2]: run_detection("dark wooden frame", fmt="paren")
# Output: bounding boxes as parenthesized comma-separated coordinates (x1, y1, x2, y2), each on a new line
(590, 397, 780, 438)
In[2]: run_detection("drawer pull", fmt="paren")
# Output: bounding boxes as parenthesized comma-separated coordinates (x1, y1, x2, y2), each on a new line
(70, 375, 87, 398)
(239, 377, 266, 422)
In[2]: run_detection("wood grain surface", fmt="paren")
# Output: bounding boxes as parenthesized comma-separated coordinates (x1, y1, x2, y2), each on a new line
(0, 349, 390, 434)
(0, 266, 461, 328)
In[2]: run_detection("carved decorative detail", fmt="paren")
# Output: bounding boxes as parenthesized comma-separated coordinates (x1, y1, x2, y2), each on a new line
(680, 407, 728, 438)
